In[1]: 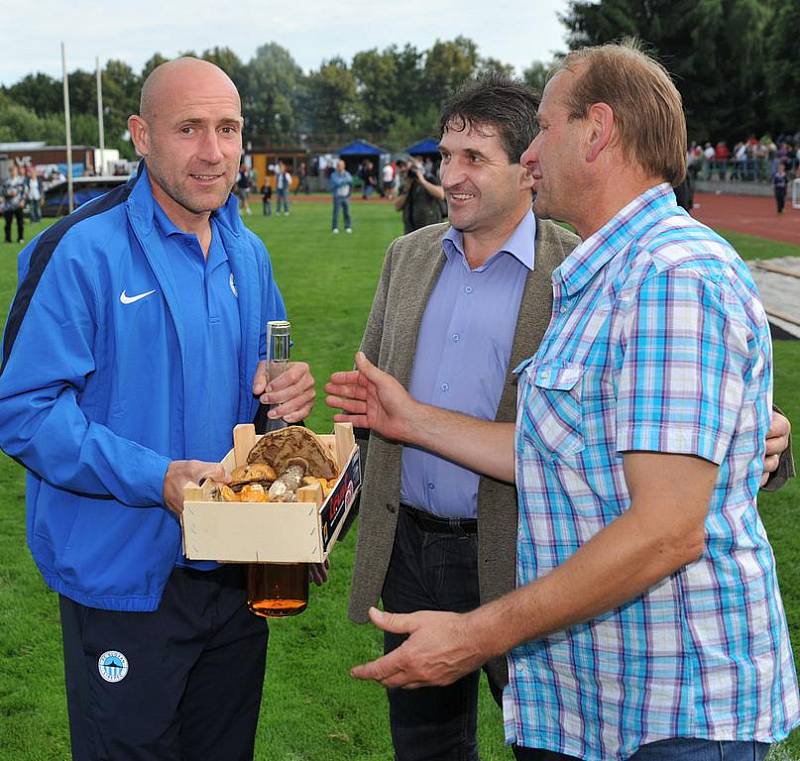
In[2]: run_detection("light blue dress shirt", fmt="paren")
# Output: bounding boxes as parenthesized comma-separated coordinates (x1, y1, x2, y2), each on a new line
(399, 211, 536, 518)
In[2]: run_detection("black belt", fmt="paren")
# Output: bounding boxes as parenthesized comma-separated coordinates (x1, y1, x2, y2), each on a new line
(400, 504, 477, 535)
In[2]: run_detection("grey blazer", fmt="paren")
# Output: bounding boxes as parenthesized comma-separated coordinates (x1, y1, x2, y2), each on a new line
(347, 219, 580, 686)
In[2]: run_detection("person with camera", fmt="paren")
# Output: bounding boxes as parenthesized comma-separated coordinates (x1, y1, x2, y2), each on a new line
(394, 156, 446, 233)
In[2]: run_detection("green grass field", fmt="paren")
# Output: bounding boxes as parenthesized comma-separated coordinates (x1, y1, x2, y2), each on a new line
(0, 198, 798, 760)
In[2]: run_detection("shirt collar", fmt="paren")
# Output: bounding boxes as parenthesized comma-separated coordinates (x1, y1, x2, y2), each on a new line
(442, 209, 537, 271)
(556, 183, 676, 296)
(152, 199, 229, 268)
(152, 200, 186, 238)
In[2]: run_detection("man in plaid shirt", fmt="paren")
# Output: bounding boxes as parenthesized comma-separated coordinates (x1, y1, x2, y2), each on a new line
(327, 42, 799, 760)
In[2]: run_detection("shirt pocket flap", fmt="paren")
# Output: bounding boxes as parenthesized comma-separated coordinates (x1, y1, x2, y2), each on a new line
(533, 362, 582, 391)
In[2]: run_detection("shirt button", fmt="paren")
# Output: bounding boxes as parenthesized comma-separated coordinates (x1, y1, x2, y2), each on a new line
(465, 286, 473, 294)
(559, 306, 566, 314)
(427, 483, 435, 491)
(441, 382, 449, 392)
(452, 333, 460, 343)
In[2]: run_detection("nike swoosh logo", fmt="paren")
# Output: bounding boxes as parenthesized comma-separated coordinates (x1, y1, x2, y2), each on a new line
(120, 289, 156, 305)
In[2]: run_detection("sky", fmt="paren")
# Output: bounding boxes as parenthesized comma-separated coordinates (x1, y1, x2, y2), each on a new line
(1, 0, 572, 86)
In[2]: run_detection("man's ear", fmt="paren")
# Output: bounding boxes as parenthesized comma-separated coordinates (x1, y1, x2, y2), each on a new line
(128, 114, 149, 158)
(585, 103, 614, 163)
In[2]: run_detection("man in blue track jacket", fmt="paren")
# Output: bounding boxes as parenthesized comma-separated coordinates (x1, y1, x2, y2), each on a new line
(0, 58, 316, 761)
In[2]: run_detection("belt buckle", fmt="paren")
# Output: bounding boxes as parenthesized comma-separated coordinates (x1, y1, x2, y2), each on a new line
(448, 517, 467, 537)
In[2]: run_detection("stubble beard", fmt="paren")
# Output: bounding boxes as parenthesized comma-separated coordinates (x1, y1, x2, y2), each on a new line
(146, 155, 233, 217)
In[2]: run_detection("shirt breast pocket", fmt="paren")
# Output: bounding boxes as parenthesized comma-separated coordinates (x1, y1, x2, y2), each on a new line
(521, 361, 585, 460)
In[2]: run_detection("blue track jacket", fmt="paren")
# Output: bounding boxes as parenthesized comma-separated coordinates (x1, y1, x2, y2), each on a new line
(0, 167, 286, 611)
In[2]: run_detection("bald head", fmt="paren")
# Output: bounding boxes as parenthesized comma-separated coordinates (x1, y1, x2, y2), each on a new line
(128, 56, 244, 232)
(139, 57, 240, 122)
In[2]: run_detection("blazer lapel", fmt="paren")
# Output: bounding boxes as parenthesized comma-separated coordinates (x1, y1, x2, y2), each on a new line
(394, 230, 447, 388)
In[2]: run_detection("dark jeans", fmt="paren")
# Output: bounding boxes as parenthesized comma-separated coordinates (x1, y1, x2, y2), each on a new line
(4, 207, 24, 242)
(775, 188, 786, 213)
(60, 565, 268, 761)
(381, 505, 504, 761)
(513, 738, 770, 761)
(332, 195, 351, 230)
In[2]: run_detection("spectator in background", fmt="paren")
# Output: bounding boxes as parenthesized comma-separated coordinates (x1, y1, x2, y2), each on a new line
(295, 161, 309, 195)
(2, 164, 27, 244)
(732, 142, 747, 181)
(275, 160, 291, 215)
(260, 181, 272, 216)
(773, 162, 789, 214)
(382, 161, 396, 200)
(394, 156, 446, 234)
(236, 164, 252, 215)
(714, 141, 729, 179)
(703, 142, 715, 179)
(360, 160, 378, 199)
(26, 166, 42, 224)
(330, 159, 353, 234)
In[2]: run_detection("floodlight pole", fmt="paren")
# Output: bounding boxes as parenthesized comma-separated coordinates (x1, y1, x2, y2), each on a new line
(96, 57, 105, 175)
(61, 42, 74, 213)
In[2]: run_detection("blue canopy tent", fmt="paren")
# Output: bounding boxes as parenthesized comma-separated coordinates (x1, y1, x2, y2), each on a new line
(337, 139, 389, 194)
(406, 137, 440, 155)
(338, 139, 388, 157)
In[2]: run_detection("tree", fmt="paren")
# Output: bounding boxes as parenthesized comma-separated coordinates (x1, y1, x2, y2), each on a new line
(67, 69, 97, 117)
(303, 57, 360, 137)
(102, 60, 140, 157)
(3, 73, 62, 116)
(141, 53, 169, 81)
(351, 44, 427, 136)
(765, 0, 800, 131)
(351, 48, 400, 134)
(522, 61, 551, 96)
(242, 42, 304, 142)
(202, 47, 246, 92)
(385, 104, 441, 152)
(560, 0, 772, 142)
(423, 37, 480, 110)
(477, 57, 515, 79)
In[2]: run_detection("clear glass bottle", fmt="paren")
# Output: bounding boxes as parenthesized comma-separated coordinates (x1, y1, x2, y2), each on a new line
(247, 320, 309, 618)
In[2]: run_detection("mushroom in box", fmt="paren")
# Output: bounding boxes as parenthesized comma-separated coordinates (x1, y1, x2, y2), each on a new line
(180, 422, 360, 564)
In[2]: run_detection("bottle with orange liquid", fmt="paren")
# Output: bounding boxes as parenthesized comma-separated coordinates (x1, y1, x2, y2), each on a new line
(246, 320, 309, 618)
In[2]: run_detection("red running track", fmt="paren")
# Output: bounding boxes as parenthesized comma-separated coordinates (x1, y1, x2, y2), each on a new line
(271, 191, 800, 245)
(692, 192, 800, 245)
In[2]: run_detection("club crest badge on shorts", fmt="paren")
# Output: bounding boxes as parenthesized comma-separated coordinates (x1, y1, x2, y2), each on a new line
(98, 650, 129, 683)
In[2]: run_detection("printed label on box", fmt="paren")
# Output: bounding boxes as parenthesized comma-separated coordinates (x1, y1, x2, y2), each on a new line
(321, 448, 361, 552)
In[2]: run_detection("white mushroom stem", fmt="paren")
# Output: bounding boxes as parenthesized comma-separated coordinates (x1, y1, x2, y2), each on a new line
(267, 464, 306, 502)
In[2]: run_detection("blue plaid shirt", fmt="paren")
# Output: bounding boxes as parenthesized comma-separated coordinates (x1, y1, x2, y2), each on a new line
(507, 184, 799, 759)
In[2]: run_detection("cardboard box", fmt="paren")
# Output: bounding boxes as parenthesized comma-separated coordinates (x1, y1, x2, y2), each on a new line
(181, 422, 361, 563)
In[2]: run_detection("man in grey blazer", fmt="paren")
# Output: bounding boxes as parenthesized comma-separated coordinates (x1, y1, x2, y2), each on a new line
(336, 76, 579, 761)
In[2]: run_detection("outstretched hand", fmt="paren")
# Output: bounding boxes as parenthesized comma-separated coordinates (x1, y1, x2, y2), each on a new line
(324, 352, 417, 442)
(350, 607, 486, 689)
